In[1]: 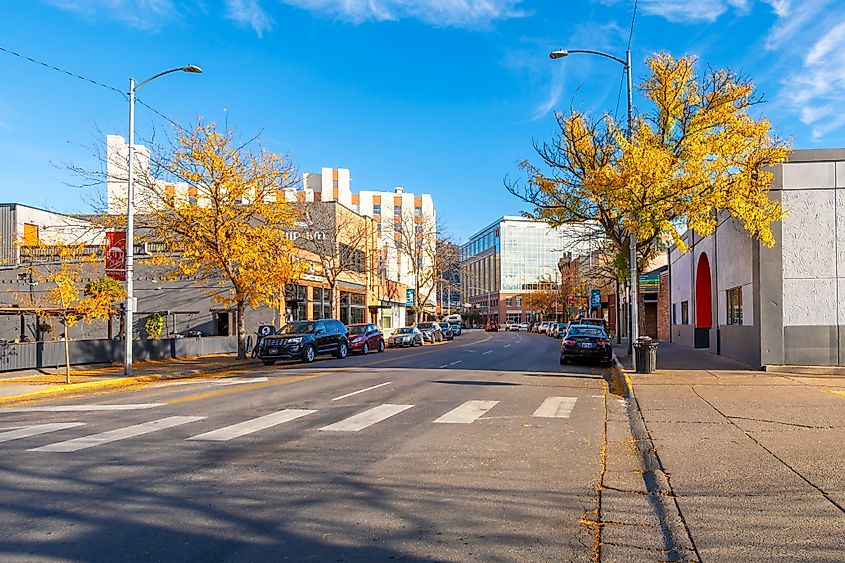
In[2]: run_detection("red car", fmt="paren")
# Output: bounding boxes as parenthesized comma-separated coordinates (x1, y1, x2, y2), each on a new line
(485, 321, 499, 332)
(346, 323, 385, 355)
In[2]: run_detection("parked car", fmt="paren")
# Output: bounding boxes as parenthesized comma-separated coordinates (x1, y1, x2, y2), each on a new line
(388, 327, 423, 347)
(438, 322, 455, 340)
(538, 322, 550, 334)
(560, 325, 612, 366)
(547, 322, 559, 338)
(507, 322, 521, 332)
(449, 323, 462, 336)
(346, 323, 385, 355)
(519, 322, 529, 331)
(485, 321, 499, 332)
(416, 322, 443, 343)
(551, 323, 566, 338)
(577, 317, 608, 332)
(257, 319, 349, 365)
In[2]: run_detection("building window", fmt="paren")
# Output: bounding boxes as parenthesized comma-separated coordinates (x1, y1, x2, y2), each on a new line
(681, 301, 689, 325)
(373, 204, 381, 215)
(340, 291, 366, 325)
(672, 303, 677, 324)
(414, 206, 422, 216)
(515, 296, 521, 307)
(312, 287, 331, 320)
(727, 287, 743, 325)
(505, 297, 512, 306)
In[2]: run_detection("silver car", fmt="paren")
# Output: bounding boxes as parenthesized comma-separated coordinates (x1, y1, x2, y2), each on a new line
(387, 327, 423, 347)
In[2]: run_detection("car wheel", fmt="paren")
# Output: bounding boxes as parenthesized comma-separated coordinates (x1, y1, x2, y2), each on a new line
(378, 340, 385, 353)
(262, 360, 276, 366)
(335, 341, 349, 359)
(302, 345, 316, 363)
(362, 342, 369, 355)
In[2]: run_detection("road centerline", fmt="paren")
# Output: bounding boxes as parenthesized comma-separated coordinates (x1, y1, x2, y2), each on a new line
(331, 382, 392, 401)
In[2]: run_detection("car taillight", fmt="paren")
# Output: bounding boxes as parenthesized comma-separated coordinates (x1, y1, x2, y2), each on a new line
(563, 339, 577, 345)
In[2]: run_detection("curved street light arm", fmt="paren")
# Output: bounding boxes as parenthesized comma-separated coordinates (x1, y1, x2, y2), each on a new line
(550, 49, 627, 67)
(134, 65, 202, 92)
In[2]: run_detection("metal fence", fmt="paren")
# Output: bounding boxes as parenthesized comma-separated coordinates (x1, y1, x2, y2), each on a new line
(0, 336, 238, 372)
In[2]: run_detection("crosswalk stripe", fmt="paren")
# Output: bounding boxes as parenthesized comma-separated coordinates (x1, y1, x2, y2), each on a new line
(532, 397, 577, 418)
(1, 404, 162, 413)
(0, 423, 85, 443)
(187, 409, 316, 441)
(433, 400, 499, 424)
(29, 416, 205, 453)
(320, 404, 413, 432)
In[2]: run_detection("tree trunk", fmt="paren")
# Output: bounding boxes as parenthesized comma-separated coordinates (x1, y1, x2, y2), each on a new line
(63, 319, 71, 384)
(236, 300, 246, 359)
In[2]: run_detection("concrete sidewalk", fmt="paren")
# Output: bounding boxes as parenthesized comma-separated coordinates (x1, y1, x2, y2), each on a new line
(0, 354, 254, 404)
(604, 340, 845, 561)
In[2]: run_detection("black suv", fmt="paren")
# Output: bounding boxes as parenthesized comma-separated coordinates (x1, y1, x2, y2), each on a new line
(258, 319, 349, 365)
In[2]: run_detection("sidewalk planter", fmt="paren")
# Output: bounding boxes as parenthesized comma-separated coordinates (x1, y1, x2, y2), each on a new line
(633, 337, 659, 374)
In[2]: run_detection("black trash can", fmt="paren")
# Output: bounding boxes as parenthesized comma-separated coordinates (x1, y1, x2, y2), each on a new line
(633, 337, 658, 374)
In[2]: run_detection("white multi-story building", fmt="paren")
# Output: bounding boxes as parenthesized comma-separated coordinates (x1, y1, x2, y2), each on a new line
(295, 167, 437, 317)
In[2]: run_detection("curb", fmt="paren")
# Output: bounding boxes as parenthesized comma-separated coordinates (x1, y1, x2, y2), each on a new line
(609, 353, 634, 398)
(0, 361, 252, 405)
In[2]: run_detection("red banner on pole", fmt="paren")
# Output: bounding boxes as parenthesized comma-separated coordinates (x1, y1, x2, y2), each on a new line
(105, 231, 126, 281)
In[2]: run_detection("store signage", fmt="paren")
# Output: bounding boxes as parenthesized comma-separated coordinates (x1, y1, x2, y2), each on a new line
(105, 231, 126, 281)
(300, 273, 323, 282)
(590, 289, 601, 309)
(406, 288, 415, 307)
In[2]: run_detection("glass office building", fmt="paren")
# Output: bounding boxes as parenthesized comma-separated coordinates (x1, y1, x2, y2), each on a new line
(461, 216, 582, 323)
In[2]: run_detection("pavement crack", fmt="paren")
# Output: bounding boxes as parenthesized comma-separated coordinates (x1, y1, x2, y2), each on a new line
(691, 387, 845, 515)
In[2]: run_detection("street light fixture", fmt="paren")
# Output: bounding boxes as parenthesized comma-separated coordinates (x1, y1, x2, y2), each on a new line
(125, 65, 202, 376)
(549, 47, 639, 367)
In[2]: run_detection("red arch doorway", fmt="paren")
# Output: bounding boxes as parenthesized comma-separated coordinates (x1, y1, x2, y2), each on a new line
(695, 252, 712, 348)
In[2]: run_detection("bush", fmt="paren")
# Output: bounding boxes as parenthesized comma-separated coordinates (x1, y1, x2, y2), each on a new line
(145, 312, 165, 339)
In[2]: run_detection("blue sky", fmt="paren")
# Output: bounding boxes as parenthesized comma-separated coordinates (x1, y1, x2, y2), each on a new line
(0, 0, 843, 241)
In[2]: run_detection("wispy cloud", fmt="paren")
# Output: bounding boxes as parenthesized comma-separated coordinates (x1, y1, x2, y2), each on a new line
(43, 0, 176, 30)
(225, 0, 273, 35)
(764, 0, 829, 49)
(280, 0, 526, 28)
(782, 17, 845, 140)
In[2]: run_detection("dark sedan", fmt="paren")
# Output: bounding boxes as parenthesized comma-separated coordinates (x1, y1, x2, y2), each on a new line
(438, 322, 454, 341)
(346, 323, 385, 355)
(560, 325, 612, 366)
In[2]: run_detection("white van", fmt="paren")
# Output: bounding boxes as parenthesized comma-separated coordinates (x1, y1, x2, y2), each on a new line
(442, 314, 462, 325)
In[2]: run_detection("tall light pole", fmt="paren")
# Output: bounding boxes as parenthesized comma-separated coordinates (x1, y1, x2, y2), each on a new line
(125, 65, 202, 376)
(549, 48, 639, 367)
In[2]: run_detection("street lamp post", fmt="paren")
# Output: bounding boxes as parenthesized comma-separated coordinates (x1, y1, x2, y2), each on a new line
(549, 48, 639, 368)
(124, 65, 202, 376)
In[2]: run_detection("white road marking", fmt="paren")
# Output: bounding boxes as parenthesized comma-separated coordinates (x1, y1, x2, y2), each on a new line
(0, 423, 85, 443)
(504, 344, 512, 348)
(187, 409, 315, 441)
(482, 350, 494, 355)
(30, 416, 205, 452)
(532, 397, 578, 418)
(331, 382, 392, 401)
(433, 400, 499, 424)
(438, 360, 462, 369)
(320, 404, 413, 432)
(1, 404, 163, 413)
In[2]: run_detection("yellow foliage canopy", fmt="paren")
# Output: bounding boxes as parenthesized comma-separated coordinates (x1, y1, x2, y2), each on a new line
(514, 53, 790, 263)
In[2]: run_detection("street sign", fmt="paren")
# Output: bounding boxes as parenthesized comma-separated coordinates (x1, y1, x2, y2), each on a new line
(405, 288, 415, 307)
(590, 289, 601, 309)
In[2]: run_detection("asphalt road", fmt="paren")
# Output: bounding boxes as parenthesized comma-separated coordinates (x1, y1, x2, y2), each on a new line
(0, 329, 610, 562)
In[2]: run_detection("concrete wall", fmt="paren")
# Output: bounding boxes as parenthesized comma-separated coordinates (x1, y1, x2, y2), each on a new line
(778, 157, 845, 365)
(0, 336, 237, 372)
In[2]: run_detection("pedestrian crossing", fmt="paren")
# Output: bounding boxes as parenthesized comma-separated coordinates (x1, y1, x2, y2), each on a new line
(2, 396, 579, 454)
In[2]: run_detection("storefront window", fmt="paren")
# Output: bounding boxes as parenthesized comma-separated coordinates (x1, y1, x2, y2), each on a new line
(339, 291, 366, 325)
(681, 301, 689, 325)
(312, 287, 331, 320)
(727, 287, 743, 325)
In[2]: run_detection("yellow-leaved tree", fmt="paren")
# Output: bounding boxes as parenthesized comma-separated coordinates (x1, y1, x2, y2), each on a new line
(140, 122, 301, 358)
(509, 53, 790, 330)
(21, 241, 123, 383)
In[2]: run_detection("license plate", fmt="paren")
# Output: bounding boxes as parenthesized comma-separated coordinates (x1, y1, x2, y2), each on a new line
(579, 342, 595, 349)
(268, 348, 279, 354)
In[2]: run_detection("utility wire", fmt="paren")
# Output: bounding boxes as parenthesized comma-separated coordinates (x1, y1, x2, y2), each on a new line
(627, 0, 638, 51)
(0, 44, 187, 130)
(0, 44, 125, 98)
(615, 0, 638, 122)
